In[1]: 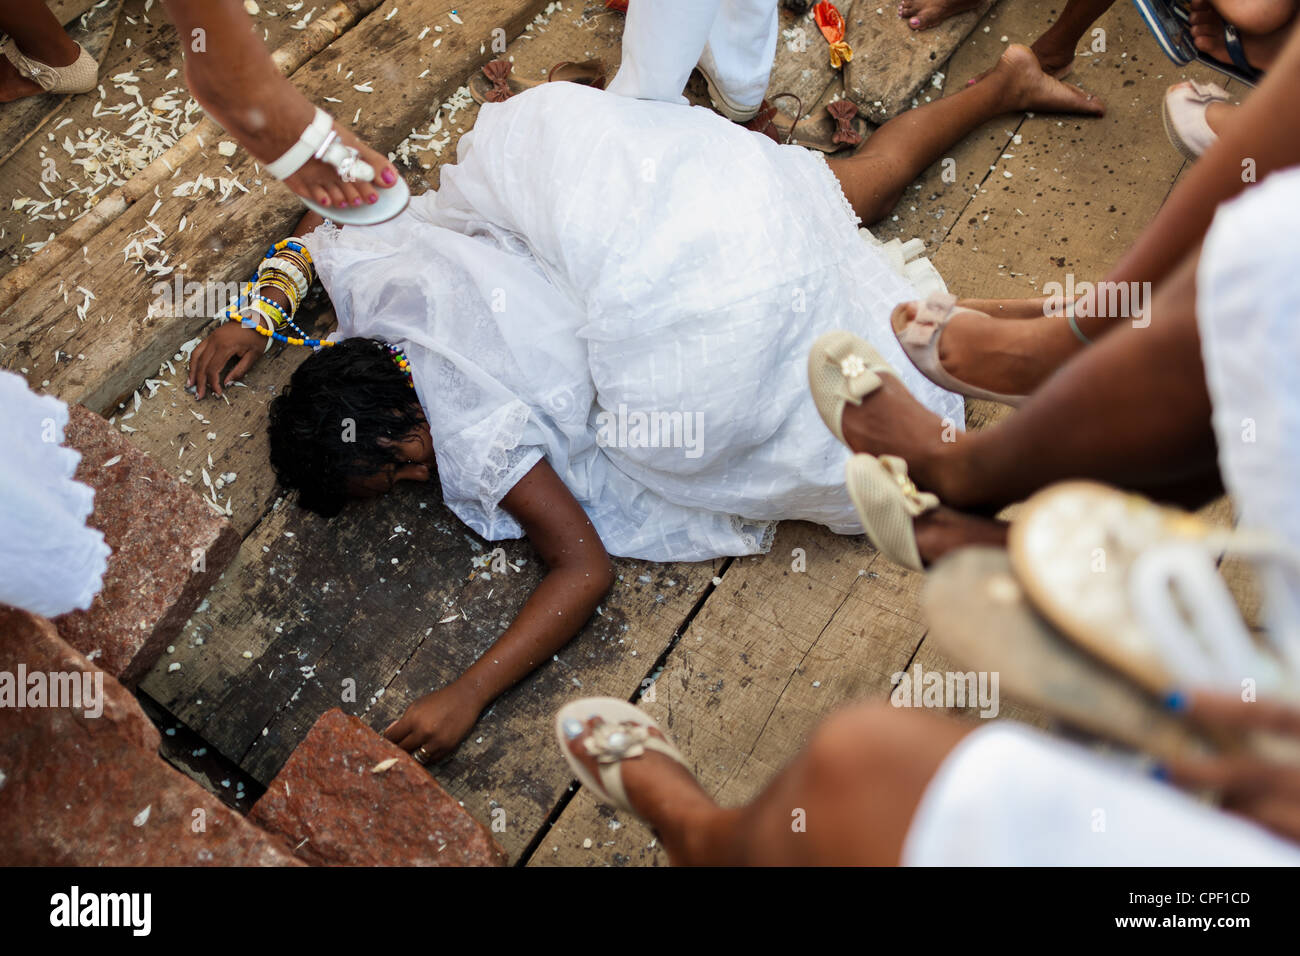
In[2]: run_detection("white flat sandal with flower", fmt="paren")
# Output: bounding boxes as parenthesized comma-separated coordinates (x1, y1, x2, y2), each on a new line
(807, 330, 899, 446)
(845, 453, 940, 572)
(555, 697, 690, 816)
(263, 106, 410, 226)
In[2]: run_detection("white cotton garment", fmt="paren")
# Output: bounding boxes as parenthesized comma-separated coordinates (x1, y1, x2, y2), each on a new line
(903, 722, 1300, 865)
(308, 84, 963, 562)
(0, 370, 110, 617)
(1197, 165, 1300, 646)
(607, 0, 780, 109)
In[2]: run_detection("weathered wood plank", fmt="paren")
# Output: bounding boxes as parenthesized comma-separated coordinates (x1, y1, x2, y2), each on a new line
(764, 1, 855, 119)
(1, 0, 549, 412)
(141, 465, 722, 860)
(531, 520, 928, 866)
(0, 0, 319, 277)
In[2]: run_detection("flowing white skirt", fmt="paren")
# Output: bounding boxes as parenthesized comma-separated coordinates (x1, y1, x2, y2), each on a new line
(311, 83, 963, 562)
(0, 370, 109, 617)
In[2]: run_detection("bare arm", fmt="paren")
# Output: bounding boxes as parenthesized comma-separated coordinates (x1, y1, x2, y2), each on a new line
(187, 209, 326, 398)
(384, 459, 615, 760)
(1103, 24, 1300, 290)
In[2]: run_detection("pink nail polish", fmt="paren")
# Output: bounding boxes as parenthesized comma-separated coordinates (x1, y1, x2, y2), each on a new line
(382, 168, 397, 185)
(368, 194, 378, 203)
(352, 197, 363, 206)
(320, 196, 331, 207)
(910, 16, 920, 27)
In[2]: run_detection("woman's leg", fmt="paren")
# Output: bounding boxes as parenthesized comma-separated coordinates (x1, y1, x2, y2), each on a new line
(0, 0, 81, 103)
(564, 703, 972, 865)
(827, 45, 1102, 226)
(1029, 0, 1117, 77)
(1208, 0, 1297, 37)
(161, 0, 399, 211)
(1190, 0, 1296, 70)
(839, 245, 1220, 518)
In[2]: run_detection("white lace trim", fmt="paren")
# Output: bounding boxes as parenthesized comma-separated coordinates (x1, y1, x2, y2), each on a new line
(810, 150, 862, 229)
(730, 514, 778, 555)
(476, 399, 535, 509)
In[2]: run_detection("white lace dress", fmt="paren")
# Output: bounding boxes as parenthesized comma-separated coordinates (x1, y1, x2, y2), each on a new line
(0, 370, 110, 616)
(307, 83, 963, 562)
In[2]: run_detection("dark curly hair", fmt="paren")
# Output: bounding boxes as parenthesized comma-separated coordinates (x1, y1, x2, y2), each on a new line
(268, 337, 427, 517)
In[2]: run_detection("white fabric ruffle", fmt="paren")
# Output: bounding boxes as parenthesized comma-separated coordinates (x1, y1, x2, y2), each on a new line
(0, 370, 109, 617)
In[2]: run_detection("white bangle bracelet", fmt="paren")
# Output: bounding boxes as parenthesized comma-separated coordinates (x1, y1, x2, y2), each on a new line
(259, 257, 311, 298)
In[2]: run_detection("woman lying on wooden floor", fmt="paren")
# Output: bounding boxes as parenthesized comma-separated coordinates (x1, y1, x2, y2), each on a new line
(185, 48, 1101, 762)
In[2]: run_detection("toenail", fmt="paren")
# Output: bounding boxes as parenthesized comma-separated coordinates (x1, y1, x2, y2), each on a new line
(352, 197, 362, 206)
(910, 16, 920, 27)
(320, 196, 331, 206)
(382, 168, 397, 185)
(368, 194, 378, 203)
(561, 718, 585, 739)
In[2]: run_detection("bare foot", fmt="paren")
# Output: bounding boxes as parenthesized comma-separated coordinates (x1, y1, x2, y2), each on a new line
(993, 43, 1104, 116)
(890, 300, 1080, 397)
(186, 64, 399, 210)
(1210, 0, 1297, 35)
(561, 716, 729, 865)
(897, 0, 981, 30)
(1189, 0, 1290, 71)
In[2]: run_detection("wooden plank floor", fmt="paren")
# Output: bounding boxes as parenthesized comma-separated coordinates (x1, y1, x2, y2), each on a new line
(0, 0, 1248, 866)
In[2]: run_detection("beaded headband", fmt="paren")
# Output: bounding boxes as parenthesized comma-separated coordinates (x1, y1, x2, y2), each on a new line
(384, 343, 415, 389)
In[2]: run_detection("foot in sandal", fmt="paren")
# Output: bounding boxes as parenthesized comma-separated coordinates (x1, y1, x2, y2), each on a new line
(806, 332, 1005, 568)
(184, 59, 403, 223)
(891, 294, 1093, 403)
(1162, 80, 1234, 159)
(555, 698, 733, 863)
(846, 454, 1008, 570)
(0, 35, 97, 103)
(807, 330, 961, 493)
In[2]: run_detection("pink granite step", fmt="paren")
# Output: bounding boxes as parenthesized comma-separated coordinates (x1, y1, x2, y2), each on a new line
(250, 709, 509, 866)
(53, 404, 240, 686)
(0, 605, 301, 866)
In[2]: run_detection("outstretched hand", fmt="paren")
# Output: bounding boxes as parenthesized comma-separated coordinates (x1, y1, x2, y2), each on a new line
(383, 682, 485, 765)
(188, 321, 265, 398)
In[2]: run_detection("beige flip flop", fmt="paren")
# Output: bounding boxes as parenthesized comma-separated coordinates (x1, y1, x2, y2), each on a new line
(1009, 481, 1300, 703)
(555, 697, 690, 815)
(807, 330, 898, 446)
(924, 547, 1215, 762)
(895, 292, 1027, 407)
(845, 453, 939, 572)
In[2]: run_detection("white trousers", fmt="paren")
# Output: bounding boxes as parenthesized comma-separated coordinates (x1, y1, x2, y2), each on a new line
(607, 0, 780, 107)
